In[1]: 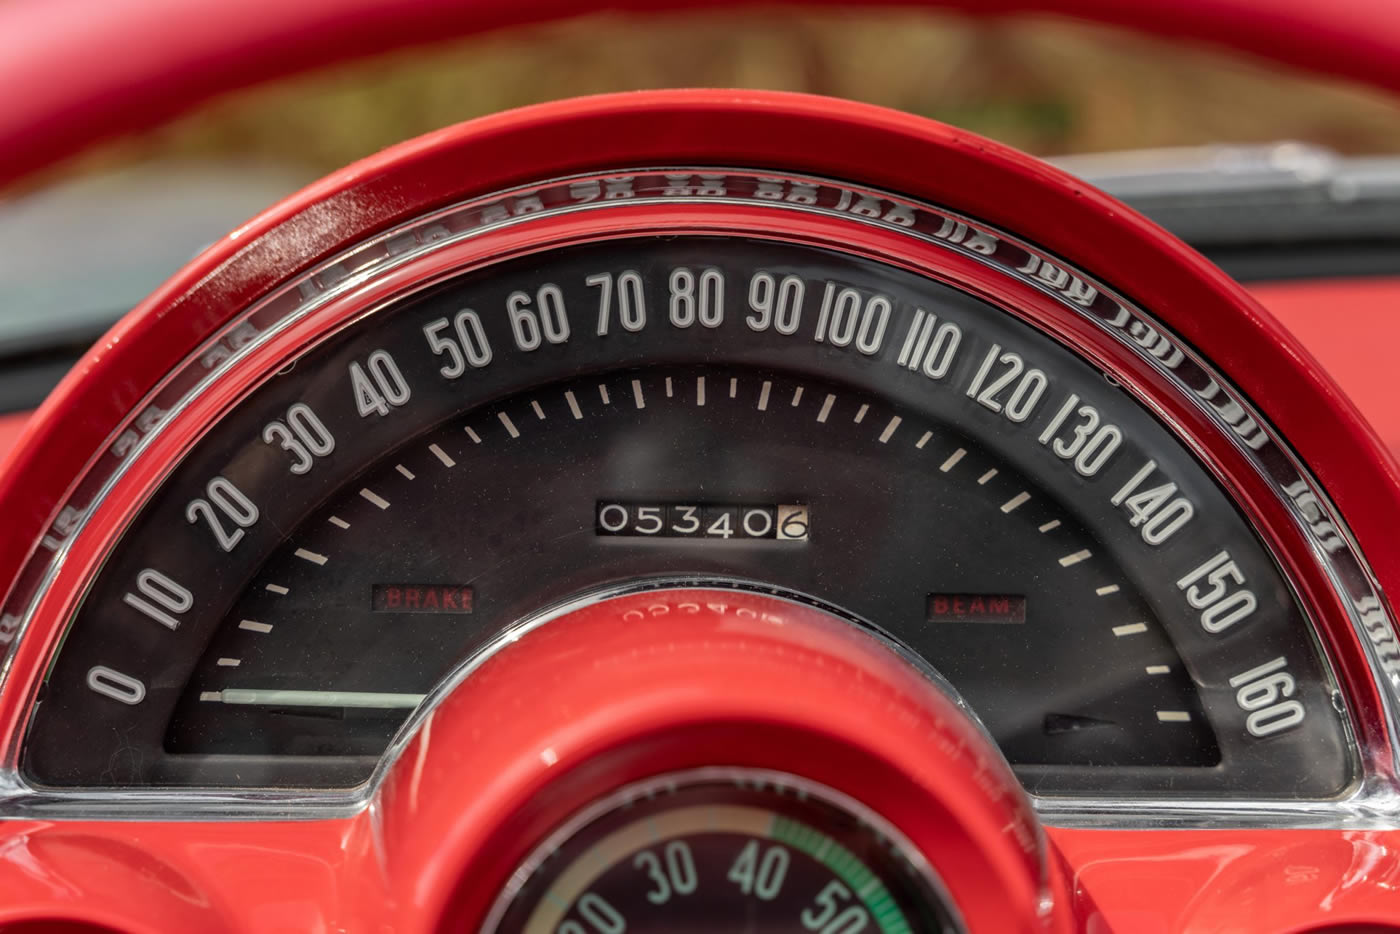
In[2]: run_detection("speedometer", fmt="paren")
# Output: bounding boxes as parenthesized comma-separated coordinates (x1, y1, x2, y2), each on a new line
(4, 88, 1400, 932)
(22, 227, 1351, 797)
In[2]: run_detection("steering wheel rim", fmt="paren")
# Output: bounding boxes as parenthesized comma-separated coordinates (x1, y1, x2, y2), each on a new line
(4, 0, 1400, 187)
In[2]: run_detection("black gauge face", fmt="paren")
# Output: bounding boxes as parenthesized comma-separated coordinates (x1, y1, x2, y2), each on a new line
(168, 366, 1221, 775)
(484, 773, 958, 934)
(23, 236, 1352, 796)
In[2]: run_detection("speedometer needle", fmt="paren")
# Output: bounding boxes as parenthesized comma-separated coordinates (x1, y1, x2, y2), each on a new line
(199, 689, 426, 709)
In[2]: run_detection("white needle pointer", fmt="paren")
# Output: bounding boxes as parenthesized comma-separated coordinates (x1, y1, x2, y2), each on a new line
(199, 689, 426, 709)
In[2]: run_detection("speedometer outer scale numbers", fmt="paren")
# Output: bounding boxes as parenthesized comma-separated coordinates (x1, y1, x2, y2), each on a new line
(4, 89, 1400, 933)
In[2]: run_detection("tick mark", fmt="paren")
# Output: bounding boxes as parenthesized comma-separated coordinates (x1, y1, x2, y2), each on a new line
(878, 415, 902, 443)
(791, 386, 804, 406)
(729, 377, 738, 398)
(1044, 712, 1116, 735)
(360, 489, 390, 510)
(758, 381, 772, 411)
(328, 515, 350, 529)
(264, 584, 288, 595)
(497, 412, 520, 438)
(817, 393, 835, 423)
(216, 657, 241, 668)
(295, 548, 328, 566)
(1038, 520, 1061, 533)
(1001, 491, 1031, 513)
(1113, 622, 1148, 637)
(395, 464, 415, 480)
(239, 620, 272, 633)
(598, 383, 611, 405)
(565, 390, 583, 420)
(465, 426, 482, 443)
(915, 431, 932, 449)
(977, 468, 998, 485)
(1059, 549, 1091, 567)
(429, 444, 455, 467)
(1096, 584, 1121, 596)
(853, 404, 869, 423)
(1156, 710, 1191, 723)
(940, 448, 966, 472)
(1145, 665, 1171, 675)
(632, 379, 645, 409)
(696, 376, 706, 406)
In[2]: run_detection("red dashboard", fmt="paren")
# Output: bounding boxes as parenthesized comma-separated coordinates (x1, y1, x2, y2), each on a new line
(3, 3, 1400, 933)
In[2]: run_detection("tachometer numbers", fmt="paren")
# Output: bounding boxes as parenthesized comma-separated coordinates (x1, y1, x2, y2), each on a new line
(596, 502, 810, 541)
(926, 593, 1027, 624)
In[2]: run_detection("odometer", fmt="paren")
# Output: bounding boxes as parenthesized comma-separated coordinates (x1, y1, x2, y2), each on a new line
(14, 176, 1357, 801)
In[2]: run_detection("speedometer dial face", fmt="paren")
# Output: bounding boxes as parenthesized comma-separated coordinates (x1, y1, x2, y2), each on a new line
(21, 234, 1353, 797)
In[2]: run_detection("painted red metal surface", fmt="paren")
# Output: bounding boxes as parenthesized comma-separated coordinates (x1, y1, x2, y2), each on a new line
(1251, 277, 1400, 460)
(4, 813, 1399, 932)
(0, 413, 28, 463)
(381, 589, 1063, 933)
(5, 0, 1400, 188)
(1052, 826, 1400, 932)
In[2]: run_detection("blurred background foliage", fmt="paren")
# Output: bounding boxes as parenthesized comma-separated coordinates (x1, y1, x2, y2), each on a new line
(6, 7, 1400, 391)
(52, 8, 1400, 181)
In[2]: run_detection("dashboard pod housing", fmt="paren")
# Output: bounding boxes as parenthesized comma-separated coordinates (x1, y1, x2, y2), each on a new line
(1, 91, 1399, 931)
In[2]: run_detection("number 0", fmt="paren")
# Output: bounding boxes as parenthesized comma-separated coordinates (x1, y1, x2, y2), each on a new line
(87, 666, 146, 705)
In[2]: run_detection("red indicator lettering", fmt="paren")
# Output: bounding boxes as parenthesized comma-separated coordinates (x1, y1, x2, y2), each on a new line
(926, 593, 1026, 624)
(372, 584, 474, 614)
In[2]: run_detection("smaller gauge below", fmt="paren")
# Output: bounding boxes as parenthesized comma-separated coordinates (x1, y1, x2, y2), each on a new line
(483, 770, 961, 934)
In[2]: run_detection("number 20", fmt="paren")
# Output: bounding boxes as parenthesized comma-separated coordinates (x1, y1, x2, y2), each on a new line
(185, 476, 259, 552)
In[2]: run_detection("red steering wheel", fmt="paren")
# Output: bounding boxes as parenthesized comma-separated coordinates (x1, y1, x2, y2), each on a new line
(2, 2, 1400, 933)
(5, 0, 1400, 184)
